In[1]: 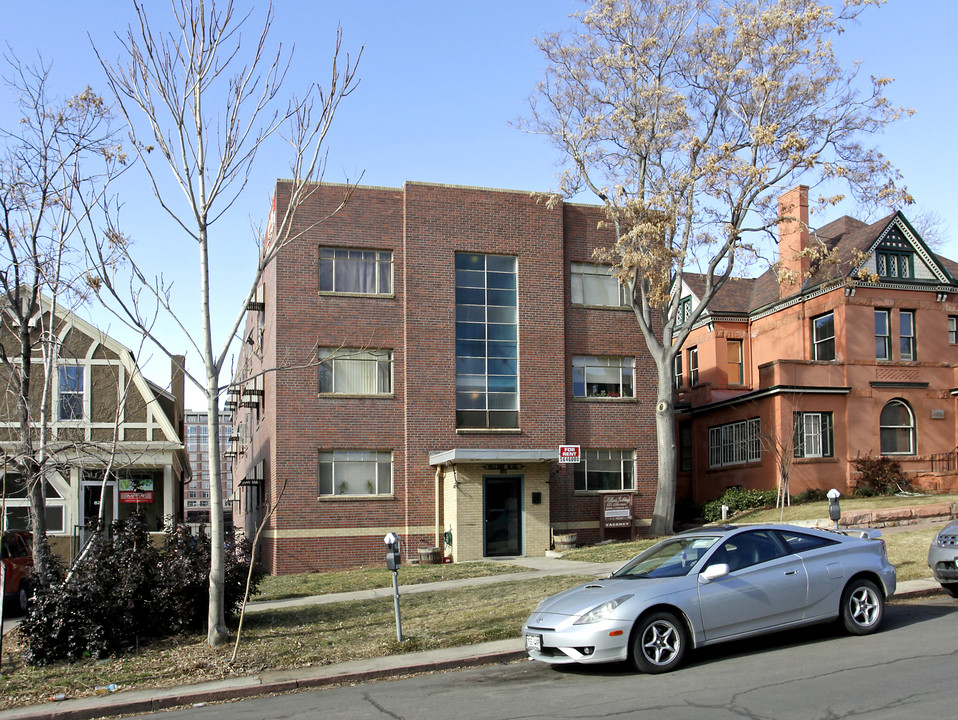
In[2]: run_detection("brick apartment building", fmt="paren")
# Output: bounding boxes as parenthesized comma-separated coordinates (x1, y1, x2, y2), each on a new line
(230, 181, 658, 574)
(674, 186, 958, 502)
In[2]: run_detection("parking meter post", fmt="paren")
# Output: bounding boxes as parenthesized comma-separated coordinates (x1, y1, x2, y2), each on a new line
(392, 569, 403, 642)
(384, 532, 404, 642)
(827, 488, 842, 531)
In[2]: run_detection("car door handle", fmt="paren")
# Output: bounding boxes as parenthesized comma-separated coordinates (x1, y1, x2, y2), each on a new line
(784, 570, 798, 576)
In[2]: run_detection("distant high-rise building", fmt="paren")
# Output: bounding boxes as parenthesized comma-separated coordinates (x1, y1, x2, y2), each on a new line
(183, 410, 233, 527)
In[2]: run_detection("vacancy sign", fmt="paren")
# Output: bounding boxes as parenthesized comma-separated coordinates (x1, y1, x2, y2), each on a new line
(558, 445, 581, 464)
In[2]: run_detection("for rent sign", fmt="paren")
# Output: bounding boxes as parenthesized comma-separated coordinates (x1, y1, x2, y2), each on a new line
(558, 445, 581, 463)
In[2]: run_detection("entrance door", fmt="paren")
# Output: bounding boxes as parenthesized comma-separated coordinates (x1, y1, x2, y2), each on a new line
(484, 476, 522, 556)
(81, 482, 117, 544)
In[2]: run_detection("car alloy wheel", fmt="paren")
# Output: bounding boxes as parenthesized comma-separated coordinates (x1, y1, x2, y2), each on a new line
(841, 579, 883, 635)
(632, 611, 687, 673)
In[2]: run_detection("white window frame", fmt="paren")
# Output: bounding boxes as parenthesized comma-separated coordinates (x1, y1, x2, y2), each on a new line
(879, 400, 915, 455)
(58, 364, 84, 420)
(812, 312, 835, 361)
(318, 450, 393, 496)
(573, 449, 635, 492)
(793, 412, 834, 459)
(572, 356, 634, 398)
(318, 348, 393, 395)
(570, 263, 629, 307)
(688, 347, 699, 386)
(708, 418, 761, 468)
(727, 339, 743, 385)
(949, 316, 958, 345)
(875, 309, 891, 360)
(900, 310, 916, 361)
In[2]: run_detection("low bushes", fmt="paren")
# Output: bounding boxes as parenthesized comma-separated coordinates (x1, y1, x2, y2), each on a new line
(702, 487, 779, 522)
(19, 513, 262, 665)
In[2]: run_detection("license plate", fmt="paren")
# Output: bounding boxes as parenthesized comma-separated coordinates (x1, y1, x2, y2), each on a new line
(525, 633, 542, 652)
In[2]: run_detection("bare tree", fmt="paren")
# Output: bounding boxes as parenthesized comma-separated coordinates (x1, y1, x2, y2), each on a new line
(0, 53, 123, 577)
(92, 0, 360, 646)
(524, 0, 912, 535)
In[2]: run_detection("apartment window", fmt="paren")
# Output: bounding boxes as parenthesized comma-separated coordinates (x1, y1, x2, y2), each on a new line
(570, 263, 629, 307)
(319, 247, 392, 294)
(455, 253, 519, 428)
(793, 412, 834, 458)
(58, 365, 84, 420)
(708, 418, 761, 468)
(1, 474, 65, 533)
(318, 450, 393, 496)
(950, 316, 958, 345)
(900, 310, 916, 361)
(880, 400, 915, 455)
(688, 347, 699, 386)
(875, 309, 891, 360)
(318, 348, 392, 394)
(673, 353, 683, 390)
(679, 420, 693, 472)
(727, 340, 743, 385)
(876, 250, 912, 279)
(812, 312, 835, 361)
(572, 356, 634, 398)
(573, 449, 635, 491)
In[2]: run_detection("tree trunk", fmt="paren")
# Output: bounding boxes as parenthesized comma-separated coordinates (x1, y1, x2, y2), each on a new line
(649, 358, 677, 537)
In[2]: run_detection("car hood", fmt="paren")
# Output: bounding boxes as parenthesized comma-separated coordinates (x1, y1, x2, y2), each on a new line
(532, 575, 690, 617)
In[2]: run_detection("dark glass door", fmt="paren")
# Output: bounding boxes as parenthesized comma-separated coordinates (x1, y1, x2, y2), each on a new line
(484, 476, 522, 556)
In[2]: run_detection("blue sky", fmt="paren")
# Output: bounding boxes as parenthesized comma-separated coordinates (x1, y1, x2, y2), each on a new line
(3, 0, 956, 407)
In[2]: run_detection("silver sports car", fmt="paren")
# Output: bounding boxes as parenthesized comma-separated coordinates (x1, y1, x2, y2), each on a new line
(523, 524, 896, 673)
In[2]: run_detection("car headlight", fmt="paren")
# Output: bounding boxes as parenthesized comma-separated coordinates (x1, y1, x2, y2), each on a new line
(574, 595, 633, 625)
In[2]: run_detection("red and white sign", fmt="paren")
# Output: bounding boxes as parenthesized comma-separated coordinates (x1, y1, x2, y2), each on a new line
(558, 445, 581, 464)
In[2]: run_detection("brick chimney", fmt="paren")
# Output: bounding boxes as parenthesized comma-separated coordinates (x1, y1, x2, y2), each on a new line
(778, 185, 810, 299)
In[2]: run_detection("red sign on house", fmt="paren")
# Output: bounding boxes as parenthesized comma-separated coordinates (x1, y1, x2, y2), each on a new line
(558, 445, 581, 463)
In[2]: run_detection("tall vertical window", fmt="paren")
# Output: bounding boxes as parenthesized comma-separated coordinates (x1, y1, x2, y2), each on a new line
(875, 309, 891, 360)
(949, 316, 958, 345)
(455, 253, 518, 428)
(688, 347, 699, 386)
(58, 365, 83, 420)
(573, 449, 635, 491)
(572, 356, 634, 398)
(319, 248, 392, 294)
(900, 310, 916, 361)
(727, 340, 743, 385)
(879, 399, 915, 455)
(676, 296, 693, 325)
(812, 312, 835, 361)
(673, 353, 683, 390)
(570, 263, 629, 307)
(318, 348, 392, 394)
(793, 412, 834, 458)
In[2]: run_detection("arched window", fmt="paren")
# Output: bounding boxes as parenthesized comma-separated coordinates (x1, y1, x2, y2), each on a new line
(880, 399, 915, 455)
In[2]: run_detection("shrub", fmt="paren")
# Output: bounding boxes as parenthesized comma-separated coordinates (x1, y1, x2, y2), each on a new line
(793, 487, 828, 504)
(20, 514, 262, 665)
(850, 455, 909, 496)
(702, 487, 778, 523)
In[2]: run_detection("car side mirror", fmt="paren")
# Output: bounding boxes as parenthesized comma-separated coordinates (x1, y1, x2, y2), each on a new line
(699, 563, 730, 584)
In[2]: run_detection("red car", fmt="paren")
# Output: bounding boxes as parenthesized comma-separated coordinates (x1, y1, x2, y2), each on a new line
(1, 530, 34, 613)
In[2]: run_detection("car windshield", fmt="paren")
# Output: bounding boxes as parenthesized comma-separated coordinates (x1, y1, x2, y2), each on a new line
(613, 535, 722, 578)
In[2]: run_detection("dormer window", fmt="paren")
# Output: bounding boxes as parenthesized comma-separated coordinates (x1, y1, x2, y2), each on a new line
(875, 229, 913, 279)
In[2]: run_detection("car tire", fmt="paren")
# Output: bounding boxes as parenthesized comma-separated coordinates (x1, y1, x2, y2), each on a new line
(940, 583, 958, 598)
(840, 578, 884, 635)
(631, 611, 687, 673)
(17, 581, 31, 613)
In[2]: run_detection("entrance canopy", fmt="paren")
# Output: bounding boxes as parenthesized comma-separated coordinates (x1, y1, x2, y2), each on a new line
(428, 448, 559, 465)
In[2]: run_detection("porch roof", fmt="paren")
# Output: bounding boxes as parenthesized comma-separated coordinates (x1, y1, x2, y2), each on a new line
(428, 448, 559, 466)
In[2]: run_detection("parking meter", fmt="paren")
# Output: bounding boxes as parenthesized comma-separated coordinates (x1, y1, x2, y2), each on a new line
(384, 532, 401, 571)
(827, 488, 841, 529)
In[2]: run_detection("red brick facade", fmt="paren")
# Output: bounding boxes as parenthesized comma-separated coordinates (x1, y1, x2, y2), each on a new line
(231, 181, 657, 574)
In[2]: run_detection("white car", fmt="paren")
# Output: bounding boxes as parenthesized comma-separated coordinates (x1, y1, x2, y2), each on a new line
(523, 524, 896, 673)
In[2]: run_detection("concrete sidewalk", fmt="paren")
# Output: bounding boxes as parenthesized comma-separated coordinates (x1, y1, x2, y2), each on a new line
(0, 553, 945, 720)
